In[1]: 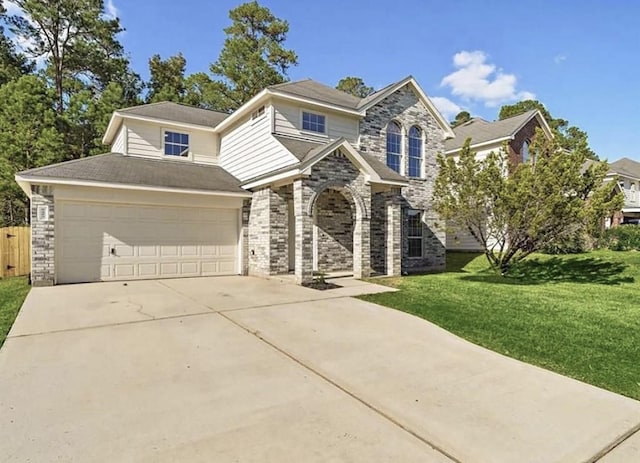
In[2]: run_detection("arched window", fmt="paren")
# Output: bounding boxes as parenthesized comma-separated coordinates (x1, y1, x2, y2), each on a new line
(408, 126, 422, 177)
(386, 121, 402, 173)
(522, 140, 530, 163)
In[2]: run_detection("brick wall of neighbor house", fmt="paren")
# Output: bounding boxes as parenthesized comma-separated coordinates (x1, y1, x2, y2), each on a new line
(508, 117, 541, 169)
(31, 185, 55, 286)
(358, 84, 446, 272)
(316, 189, 354, 272)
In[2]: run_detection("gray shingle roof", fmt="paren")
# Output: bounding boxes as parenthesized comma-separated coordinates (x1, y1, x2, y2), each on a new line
(445, 110, 539, 152)
(19, 153, 248, 195)
(609, 157, 640, 179)
(271, 135, 406, 184)
(118, 101, 229, 127)
(268, 79, 362, 110)
(268, 77, 413, 112)
(273, 135, 326, 162)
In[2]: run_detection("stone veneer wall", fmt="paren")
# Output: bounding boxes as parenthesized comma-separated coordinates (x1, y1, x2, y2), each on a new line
(31, 185, 55, 286)
(294, 150, 371, 283)
(247, 186, 291, 276)
(315, 189, 354, 272)
(359, 84, 446, 272)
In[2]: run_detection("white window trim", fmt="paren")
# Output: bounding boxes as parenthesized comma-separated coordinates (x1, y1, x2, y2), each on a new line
(406, 209, 424, 259)
(299, 109, 328, 137)
(386, 121, 404, 176)
(407, 126, 424, 179)
(162, 128, 192, 161)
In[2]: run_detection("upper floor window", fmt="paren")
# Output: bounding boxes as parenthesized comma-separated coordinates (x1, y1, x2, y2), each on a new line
(386, 121, 402, 173)
(164, 131, 189, 157)
(631, 183, 637, 202)
(408, 126, 422, 177)
(522, 140, 530, 163)
(251, 105, 266, 120)
(302, 111, 326, 133)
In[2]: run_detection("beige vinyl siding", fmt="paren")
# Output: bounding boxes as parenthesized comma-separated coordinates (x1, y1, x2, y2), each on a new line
(219, 109, 298, 181)
(446, 222, 484, 251)
(111, 125, 126, 153)
(273, 101, 359, 143)
(125, 119, 218, 164)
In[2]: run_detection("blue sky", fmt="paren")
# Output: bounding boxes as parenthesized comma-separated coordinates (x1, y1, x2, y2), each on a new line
(14, 0, 640, 161)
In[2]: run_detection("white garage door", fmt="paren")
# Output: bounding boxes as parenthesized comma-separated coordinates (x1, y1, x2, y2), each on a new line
(57, 201, 239, 284)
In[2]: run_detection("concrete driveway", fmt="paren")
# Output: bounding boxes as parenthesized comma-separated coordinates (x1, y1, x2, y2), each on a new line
(1, 276, 639, 462)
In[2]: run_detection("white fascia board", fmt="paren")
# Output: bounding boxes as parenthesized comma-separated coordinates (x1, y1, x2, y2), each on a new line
(14, 175, 252, 198)
(268, 91, 364, 117)
(444, 136, 512, 155)
(213, 89, 271, 133)
(241, 168, 303, 190)
(14, 176, 32, 197)
(102, 113, 122, 145)
(116, 113, 218, 133)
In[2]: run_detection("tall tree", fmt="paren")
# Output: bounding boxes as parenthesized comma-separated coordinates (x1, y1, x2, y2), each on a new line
(433, 131, 621, 275)
(6, 0, 141, 158)
(451, 110, 471, 127)
(0, 4, 33, 84)
(0, 75, 64, 225)
(336, 76, 374, 98)
(209, 1, 298, 111)
(146, 53, 187, 103)
(499, 99, 597, 160)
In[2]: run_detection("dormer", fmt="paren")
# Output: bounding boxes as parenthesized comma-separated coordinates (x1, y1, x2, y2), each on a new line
(102, 102, 229, 165)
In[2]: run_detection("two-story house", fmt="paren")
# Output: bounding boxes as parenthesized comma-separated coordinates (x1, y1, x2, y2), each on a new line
(605, 157, 640, 226)
(16, 76, 454, 286)
(443, 110, 553, 250)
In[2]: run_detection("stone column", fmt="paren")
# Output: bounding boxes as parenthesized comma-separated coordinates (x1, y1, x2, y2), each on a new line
(293, 179, 313, 284)
(353, 215, 371, 279)
(31, 185, 55, 286)
(386, 195, 402, 276)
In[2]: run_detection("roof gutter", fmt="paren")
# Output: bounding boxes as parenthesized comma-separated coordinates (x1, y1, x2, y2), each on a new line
(15, 175, 252, 198)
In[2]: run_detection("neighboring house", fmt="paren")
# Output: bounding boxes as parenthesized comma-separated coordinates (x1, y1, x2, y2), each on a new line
(16, 76, 454, 286)
(443, 110, 553, 251)
(604, 157, 640, 226)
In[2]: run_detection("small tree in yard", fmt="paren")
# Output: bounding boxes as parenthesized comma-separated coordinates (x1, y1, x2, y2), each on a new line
(433, 130, 622, 275)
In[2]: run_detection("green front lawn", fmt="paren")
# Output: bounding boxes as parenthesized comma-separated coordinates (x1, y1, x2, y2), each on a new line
(0, 277, 30, 347)
(361, 250, 640, 400)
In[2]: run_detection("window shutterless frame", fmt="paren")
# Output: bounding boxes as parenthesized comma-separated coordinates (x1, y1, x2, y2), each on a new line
(300, 110, 327, 134)
(162, 129, 190, 159)
(406, 209, 423, 258)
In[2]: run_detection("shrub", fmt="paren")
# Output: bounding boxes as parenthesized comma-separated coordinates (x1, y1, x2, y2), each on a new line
(541, 224, 593, 254)
(599, 225, 640, 251)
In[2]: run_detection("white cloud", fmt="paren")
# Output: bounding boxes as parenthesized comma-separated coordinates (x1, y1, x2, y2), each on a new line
(440, 50, 535, 107)
(104, 0, 118, 19)
(431, 96, 463, 120)
(554, 54, 567, 64)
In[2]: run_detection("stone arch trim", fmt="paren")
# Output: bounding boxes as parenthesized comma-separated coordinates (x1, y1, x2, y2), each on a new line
(306, 180, 369, 220)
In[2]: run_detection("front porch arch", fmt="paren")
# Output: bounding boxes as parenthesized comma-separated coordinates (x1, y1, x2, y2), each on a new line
(306, 180, 369, 220)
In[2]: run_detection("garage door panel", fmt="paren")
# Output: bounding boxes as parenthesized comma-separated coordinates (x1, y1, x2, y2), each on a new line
(57, 202, 239, 284)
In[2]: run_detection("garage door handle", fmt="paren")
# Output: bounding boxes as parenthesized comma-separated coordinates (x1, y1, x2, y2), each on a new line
(110, 247, 116, 256)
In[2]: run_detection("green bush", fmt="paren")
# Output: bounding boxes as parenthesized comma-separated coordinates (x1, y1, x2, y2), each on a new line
(599, 225, 640, 251)
(541, 226, 593, 254)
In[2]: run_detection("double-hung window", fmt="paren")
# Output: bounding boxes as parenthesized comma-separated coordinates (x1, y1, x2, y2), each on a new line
(302, 111, 326, 134)
(386, 121, 402, 173)
(407, 209, 423, 258)
(408, 126, 422, 177)
(164, 131, 189, 157)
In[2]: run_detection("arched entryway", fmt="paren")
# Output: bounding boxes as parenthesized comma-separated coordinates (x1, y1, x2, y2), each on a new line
(313, 188, 355, 273)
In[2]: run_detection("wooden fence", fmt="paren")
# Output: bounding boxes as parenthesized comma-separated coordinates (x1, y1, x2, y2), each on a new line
(0, 227, 30, 278)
